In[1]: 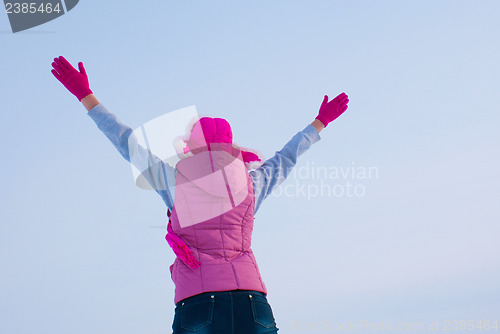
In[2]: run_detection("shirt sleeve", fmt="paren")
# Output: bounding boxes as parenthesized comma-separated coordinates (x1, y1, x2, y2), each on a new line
(87, 103, 175, 209)
(249, 124, 321, 214)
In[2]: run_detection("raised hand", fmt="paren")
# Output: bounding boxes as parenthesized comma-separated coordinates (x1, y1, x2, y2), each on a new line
(315, 93, 349, 128)
(51, 56, 93, 101)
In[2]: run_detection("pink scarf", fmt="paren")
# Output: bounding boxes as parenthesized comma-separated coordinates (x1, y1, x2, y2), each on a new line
(165, 208, 201, 269)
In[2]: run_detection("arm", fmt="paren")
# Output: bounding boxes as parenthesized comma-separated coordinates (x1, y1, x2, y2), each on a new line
(311, 119, 325, 133)
(250, 122, 321, 214)
(250, 93, 349, 214)
(85, 101, 176, 209)
(82, 94, 99, 111)
(51, 56, 175, 209)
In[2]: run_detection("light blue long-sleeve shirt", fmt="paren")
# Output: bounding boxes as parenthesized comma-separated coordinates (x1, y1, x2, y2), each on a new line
(87, 103, 321, 214)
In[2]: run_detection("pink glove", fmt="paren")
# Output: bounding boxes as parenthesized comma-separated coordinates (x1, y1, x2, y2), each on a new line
(51, 56, 93, 101)
(315, 93, 349, 127)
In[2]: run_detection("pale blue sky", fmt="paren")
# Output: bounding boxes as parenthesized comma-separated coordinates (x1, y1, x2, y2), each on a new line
(1, 1, 499, 333)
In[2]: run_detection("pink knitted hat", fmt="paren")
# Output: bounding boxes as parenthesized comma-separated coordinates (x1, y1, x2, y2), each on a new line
(181, 117, 263, 169)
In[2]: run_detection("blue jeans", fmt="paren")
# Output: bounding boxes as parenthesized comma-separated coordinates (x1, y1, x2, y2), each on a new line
(172, 289, 279, 334)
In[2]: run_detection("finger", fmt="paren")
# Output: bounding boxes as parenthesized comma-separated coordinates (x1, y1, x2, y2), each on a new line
(322, 95, 329, 104)
(54, 58, 68, 73)
(78, 62, 87, 76)
(340, 97, 349, 105)
(58, 56, 73, 71)
(341, 105, 348, 112)
(333, 93, 345, 102)
(338, 94, 349, 102)
(52, 61, 64, 75)
(51, 69, 62, 81)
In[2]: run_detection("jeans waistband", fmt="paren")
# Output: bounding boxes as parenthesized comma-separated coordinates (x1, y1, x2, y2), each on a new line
(176, 290, 266, 307)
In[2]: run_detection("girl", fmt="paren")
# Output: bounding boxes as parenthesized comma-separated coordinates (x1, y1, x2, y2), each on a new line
(51, 56, 349, 334)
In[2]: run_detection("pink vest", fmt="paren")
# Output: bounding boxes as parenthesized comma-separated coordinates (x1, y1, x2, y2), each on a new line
(168, 149, 267, 305)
